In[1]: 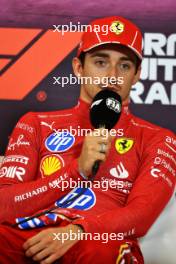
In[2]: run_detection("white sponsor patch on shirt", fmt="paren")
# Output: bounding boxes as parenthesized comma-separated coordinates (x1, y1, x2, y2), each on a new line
(0, 166, 25, 181)
(3, 155, 29, 165)
(7, 135, 30, 151)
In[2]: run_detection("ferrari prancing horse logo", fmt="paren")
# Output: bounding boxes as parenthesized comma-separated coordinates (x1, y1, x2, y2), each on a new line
(115, 138, 134, 154)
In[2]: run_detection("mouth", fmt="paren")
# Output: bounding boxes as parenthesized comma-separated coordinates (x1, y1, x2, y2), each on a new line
(100, 85, 121, 93)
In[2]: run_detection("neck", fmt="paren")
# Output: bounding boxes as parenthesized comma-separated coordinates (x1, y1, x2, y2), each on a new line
(80, 88, 92, 104)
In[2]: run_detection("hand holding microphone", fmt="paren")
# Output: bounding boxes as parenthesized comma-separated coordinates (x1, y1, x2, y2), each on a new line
(78, 89, 122, 179)
(78, 127, 113, 178)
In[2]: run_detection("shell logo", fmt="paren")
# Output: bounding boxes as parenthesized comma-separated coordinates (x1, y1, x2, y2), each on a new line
(40, 154, 64, 177)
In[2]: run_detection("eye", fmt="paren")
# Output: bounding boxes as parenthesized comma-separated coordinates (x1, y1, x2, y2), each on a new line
(119, 62, 131, 71)
(94, 59, 107, 67)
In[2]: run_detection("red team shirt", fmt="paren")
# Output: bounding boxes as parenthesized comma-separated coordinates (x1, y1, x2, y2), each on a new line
(0, 99, 175, 239)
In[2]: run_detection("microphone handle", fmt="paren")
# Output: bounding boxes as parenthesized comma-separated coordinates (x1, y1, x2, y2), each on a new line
(92, 160, 101, 177)
(91, 124, 106, 178)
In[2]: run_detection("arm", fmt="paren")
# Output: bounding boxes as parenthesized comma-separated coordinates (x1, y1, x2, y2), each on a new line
(0, 112, 81, 224)
(73, 131, 176, 238)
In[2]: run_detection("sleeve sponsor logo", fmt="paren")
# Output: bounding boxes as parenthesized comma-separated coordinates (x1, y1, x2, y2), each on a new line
(150, 167, 173, 187)
(115, 138, 134, 154)
(166, 136, 176, 147)
(40, 154, 64, 178)
(48, 173, 68, 189)
(45, 131, 75, 152)
(3, 155, 29, 165)
(165, 136, 176, 153)
(157, 148, 176, 166)
(7, 134, 30, 151)
(16, 122, 34, 133)
(15, 185, 48, 202)
(0, 166, 25, 181)
(154, 157, 175, 177)
(151, 168, 161, 178)
(55, 187, 96, 210)
(110, 162, 129, 179)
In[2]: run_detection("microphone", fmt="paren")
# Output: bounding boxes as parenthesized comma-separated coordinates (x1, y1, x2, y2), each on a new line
(90, 89, 122, 176)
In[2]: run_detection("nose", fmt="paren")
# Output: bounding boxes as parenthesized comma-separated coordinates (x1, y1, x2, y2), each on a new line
(107, 65, 118, 78)
(106, 65, 119, 87)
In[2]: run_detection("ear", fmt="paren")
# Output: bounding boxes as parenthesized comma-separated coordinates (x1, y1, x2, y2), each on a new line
(132, 65, 141, 85)
(72, 57, 83, 78)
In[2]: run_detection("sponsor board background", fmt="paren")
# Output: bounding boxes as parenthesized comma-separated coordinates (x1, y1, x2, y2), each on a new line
(0, 0, 175, 154)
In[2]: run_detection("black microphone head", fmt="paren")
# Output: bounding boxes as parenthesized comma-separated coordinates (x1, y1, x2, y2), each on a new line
(90, 89, 122, 129)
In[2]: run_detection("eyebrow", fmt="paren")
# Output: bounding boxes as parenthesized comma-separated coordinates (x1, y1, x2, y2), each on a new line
(119, 56, 135, 63)
(90, 52, 135, 63)
(90, 52, 110, 58)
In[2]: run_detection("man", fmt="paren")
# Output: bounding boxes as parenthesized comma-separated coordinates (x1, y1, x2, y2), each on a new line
(0, 16, 175, 264)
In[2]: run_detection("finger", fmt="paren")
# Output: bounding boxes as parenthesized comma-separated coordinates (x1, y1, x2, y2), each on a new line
(23, 234, 41, 250)
(91, 129, 108, 138)
(25, 241, 46, 257)
(98, 137, 109, 144)
(32, 246, 52, 262)
(39, 241, 74, 264)
(94, 152, 106, 162)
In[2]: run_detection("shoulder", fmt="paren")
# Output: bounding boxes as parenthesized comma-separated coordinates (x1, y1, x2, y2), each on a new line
(17, 104, 76, 127)
(130, 114, 175, 138)
(129, 114, 176, 151)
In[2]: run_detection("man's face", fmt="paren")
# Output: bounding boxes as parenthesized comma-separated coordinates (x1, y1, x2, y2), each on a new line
(72, 44, 141, 104)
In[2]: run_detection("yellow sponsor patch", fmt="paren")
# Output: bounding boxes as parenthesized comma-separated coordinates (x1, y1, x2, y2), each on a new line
(40, 154, 64, 177)
(110, 21, 124, 35)
(115, 138, 134, 154)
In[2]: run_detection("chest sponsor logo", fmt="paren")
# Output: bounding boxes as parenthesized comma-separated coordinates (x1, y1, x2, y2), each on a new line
(40, 154, 64, 177)
(45, 131, 75, 152)
(115, 138, 134, 154)
(41, 121, 55, 130)
(110, 162, 129, 179)
(0, 166, 25, 182)
(7, 134, 30, 151)
(3, 155, 29, 165)
(16, 122, 34, 133)
(55, 187, 96, 210)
